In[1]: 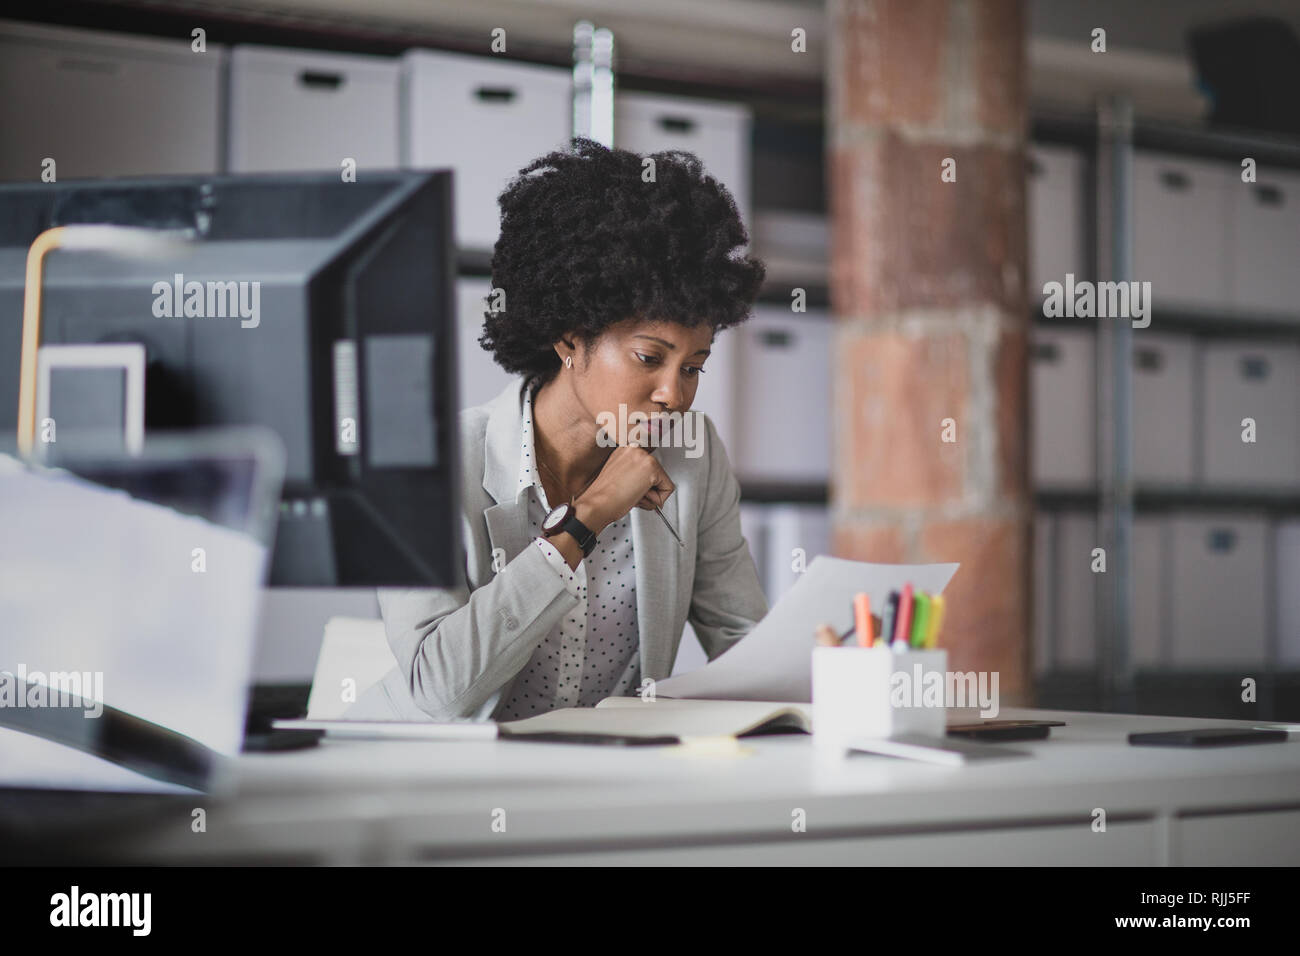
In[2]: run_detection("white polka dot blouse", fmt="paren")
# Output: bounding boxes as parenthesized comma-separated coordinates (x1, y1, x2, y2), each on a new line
(495, 384, 640, 720)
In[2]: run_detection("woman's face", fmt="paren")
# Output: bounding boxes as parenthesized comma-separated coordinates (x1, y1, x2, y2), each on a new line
(560, 318, 715, 444)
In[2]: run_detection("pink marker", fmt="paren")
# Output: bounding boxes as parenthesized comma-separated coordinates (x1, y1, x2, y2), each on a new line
(892, 583, 913, 647)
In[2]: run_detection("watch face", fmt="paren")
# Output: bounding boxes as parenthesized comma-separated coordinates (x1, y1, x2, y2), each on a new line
(542, 503, 572, 534)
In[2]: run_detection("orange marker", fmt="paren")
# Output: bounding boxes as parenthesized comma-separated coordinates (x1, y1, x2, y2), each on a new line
(853, 592, 873, 647)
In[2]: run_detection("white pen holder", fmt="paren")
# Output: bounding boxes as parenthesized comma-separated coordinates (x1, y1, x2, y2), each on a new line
(812, 645, 948, 753)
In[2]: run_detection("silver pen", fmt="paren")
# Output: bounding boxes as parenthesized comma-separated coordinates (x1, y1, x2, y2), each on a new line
(653, 501, 684, 547)
(647, 441, 684, 547)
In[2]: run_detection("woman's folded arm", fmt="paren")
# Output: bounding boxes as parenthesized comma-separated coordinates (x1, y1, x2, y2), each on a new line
(378, 542, 580, 720)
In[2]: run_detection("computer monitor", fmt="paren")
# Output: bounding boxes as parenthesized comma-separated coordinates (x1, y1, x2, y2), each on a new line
(0, 170, 461, 587)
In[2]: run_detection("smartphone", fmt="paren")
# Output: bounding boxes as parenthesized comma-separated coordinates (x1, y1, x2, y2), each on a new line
(1128, 727, 1288, 747)
(498, 730, 680, 746)
(947, 719, 1066, 741)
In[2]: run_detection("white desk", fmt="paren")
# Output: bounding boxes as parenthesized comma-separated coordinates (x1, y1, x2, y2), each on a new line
(87, 707, 1300, 865)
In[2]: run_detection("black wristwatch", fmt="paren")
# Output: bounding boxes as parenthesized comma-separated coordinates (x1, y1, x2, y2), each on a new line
(542, 503, 599, 557)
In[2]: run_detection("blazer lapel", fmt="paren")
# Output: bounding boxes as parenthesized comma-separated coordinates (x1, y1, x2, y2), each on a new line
(481, 380, 531, 562)
(632, 489, 680, 683)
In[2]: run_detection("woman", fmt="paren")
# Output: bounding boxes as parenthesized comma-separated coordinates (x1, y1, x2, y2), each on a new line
(349, 137, 769, 722)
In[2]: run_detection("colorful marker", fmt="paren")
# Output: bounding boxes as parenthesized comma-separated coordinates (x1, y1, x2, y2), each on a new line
(909, 591, 931, 648)
(853, 592, 873, 647)
(893, 583, 914, 647)
(881, 590, 899, 651)
(926, 594, 947, 649)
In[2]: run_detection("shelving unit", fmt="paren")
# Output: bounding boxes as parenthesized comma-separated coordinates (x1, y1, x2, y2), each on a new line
(1038, 487, 1300, 513)
(1030, 104, 1300, 719)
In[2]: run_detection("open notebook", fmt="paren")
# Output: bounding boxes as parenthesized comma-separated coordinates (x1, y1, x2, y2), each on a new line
(277, 697, 811, 741)
(500, 697, 811, 739)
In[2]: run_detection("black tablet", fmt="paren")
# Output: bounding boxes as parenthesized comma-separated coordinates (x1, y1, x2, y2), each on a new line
(1128, 728, 1288, 747)
(947, 719, 1066, 741)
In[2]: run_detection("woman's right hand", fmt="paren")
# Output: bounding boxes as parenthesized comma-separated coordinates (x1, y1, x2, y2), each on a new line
(577, 444, 676, 532)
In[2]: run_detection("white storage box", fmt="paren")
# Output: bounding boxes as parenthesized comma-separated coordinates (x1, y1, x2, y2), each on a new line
(1027, 145, 1087, 295)
(732, 307, 832, 484)
(763, 504, 831, 600)
(1040, 512, 1165, 670)
(1131, 516, 1166, 667)
(752, 209, 828, 261)
(690, 322, 740, 463)
(403, 49, 571, 251)
(1169, 513, 1269, 665)
(1133, 152, 1234, 311)
(0, 21, 223, 180)
(1228, 170, 1300, 317)
(615, 91, 752, 231)
(1200, 340, 1300, 487)
(1132, 333, 1196, 484)
(1032, 511, 1054, 675)
(228, 45, 399, 173)
(1055, 512, 1098, 667)
(1030, 327, 1096, 487)
(455, 278, 516, 411)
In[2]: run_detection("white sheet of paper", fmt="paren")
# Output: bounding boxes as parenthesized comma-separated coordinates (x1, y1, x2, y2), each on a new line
(655, 555, 960, 703)
(0, 459, 267, 790)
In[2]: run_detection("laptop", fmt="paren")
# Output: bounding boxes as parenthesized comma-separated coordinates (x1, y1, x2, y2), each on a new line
(0, 427, 283, 804)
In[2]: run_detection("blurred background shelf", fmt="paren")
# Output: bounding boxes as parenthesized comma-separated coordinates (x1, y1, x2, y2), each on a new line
(1037, 487, 1300, 513)
(1032, 304, 1300, 336)
(738, 481, 829, 505)
(1035, 669, 1300, 720)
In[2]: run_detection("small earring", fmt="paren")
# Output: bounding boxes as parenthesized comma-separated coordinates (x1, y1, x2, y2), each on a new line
(564, 355, 573, 369)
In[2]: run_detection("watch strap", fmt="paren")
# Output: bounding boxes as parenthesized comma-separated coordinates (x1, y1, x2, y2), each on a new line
(560, 511, 598, 558)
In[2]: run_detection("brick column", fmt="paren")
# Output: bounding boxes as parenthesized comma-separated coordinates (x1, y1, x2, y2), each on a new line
(827, 0, 1031, 697)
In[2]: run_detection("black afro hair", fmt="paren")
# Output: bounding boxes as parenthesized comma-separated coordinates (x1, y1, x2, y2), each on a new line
(479, 136, 765, 390)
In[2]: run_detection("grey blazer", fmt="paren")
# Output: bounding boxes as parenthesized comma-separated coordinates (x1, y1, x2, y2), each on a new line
(346, 377, 769, 722)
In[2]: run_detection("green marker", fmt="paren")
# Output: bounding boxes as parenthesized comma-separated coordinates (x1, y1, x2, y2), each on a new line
(909, 591, 931, 648)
